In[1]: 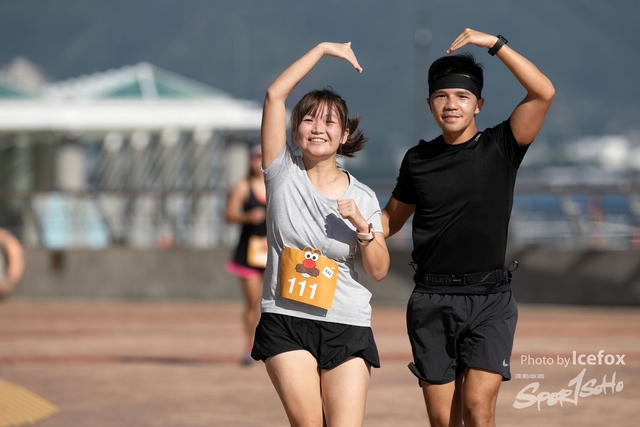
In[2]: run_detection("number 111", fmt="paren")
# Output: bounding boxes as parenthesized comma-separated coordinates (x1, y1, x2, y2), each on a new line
(287, 278, 318, 299)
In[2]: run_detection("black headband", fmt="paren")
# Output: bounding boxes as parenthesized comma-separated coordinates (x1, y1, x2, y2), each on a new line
(428, 74, 482, 100)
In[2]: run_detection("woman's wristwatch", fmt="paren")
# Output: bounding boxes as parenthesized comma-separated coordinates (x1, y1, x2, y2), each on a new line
(357, 223, 374, 246)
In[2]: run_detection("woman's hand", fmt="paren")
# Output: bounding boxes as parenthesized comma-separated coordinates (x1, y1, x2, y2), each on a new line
(337, 199, 368, 233)
(318, 42, 363, 73)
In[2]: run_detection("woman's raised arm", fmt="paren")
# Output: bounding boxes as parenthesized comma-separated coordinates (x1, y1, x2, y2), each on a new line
(260, 42, 362, 168)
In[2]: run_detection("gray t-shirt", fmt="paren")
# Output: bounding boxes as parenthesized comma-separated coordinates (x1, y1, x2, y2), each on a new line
(261, 142, 382, 327)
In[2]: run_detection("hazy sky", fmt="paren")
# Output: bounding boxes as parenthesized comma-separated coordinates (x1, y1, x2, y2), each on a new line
(1, 0, 638, 176)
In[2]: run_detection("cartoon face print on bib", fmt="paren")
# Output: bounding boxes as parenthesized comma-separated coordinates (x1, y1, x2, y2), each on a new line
(278, 246, 338, 310)
(295, 247, 323, 277)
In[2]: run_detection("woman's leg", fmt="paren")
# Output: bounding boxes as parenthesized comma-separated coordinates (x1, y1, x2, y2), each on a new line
(320, 357, 371, 427)
(265, 350, 324, 427)
(239, 273, 263, 355)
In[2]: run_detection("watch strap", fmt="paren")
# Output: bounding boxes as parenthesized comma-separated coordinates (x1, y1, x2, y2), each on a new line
(488, 35, 508, 56)
(357, 223, 374, 244)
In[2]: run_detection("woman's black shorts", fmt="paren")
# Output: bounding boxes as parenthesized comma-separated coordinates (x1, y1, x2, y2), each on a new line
(251, 312, 380, 370)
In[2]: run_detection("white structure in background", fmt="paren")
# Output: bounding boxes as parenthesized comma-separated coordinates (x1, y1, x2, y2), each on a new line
(0, 61, 265, 249)
(0, 62, 263, 134)
(0, 57, 48, 93)
(564, 134, 640, 170)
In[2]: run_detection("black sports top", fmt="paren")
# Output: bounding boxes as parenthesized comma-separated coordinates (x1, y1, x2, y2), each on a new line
(392, 120, 527, 277)
(231, 183, 267, 269)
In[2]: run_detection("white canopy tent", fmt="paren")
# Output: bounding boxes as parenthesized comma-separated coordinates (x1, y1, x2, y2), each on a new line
(0, 62, 264, 132)
(0, 62, 268, 249)
(0, 98, 263, 132)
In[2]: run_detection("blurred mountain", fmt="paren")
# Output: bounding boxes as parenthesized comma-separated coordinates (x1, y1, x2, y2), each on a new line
(0, 0, 638, 179)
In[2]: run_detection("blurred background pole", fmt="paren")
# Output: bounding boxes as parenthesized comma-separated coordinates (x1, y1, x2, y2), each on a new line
(414, 12, 431, 144)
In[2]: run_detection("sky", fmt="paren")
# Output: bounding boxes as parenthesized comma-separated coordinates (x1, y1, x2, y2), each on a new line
(0, 0, 639, 178)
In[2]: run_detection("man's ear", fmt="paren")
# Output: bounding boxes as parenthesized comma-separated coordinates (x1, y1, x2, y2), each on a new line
(426, 97, 432, 113)
(475, 98, 485, 115)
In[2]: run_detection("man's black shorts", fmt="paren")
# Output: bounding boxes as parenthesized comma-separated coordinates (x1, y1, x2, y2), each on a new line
(251, 312, 380, 369)
(406, 290, 517, 385)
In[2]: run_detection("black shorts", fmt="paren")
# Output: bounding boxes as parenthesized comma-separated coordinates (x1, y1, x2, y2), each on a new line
(406, 290, 517, 385)
(251, 313, 380, 370)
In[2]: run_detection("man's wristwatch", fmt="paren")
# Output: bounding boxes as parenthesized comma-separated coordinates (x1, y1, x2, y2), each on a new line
(488, 35, 508, 56)
(357, 223, 374, 246)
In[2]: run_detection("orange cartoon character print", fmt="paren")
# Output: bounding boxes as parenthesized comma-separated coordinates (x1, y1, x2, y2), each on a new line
(295, 247, 323, 278)
(278, 245, 339, 309)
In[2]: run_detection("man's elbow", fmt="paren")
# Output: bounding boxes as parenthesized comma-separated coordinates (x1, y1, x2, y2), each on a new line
(381, 212, 398, 238)
(542, 83, 556, 104)
(387, 221, 404, 238)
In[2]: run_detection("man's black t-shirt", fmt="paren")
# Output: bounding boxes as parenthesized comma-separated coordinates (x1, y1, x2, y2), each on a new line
(392, 120, 527, 277)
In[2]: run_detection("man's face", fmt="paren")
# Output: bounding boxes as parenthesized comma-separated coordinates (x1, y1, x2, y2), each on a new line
(427, 88, 483, 134)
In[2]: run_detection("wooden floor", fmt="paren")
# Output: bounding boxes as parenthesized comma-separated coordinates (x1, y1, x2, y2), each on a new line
(0, 300, 638, 426)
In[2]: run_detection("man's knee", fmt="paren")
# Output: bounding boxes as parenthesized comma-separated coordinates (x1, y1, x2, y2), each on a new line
(462, 394, 496, 426)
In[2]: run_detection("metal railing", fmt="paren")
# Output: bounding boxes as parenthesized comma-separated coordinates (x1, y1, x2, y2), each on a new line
(2, 188, 640, 251)
(1, 190, 239, 249)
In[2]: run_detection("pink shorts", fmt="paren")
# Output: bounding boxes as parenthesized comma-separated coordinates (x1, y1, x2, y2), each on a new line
(225, 261, 263, 279)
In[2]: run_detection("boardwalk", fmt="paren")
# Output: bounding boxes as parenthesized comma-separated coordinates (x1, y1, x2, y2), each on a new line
(0, 300, 638, 426)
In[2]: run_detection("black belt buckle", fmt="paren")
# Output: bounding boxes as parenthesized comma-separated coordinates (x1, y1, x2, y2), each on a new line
(451, 274, 466, 285)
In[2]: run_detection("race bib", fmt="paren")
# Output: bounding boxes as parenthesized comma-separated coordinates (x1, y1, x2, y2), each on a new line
(247, 236, 268, 268)
(278, 246, 338, 310)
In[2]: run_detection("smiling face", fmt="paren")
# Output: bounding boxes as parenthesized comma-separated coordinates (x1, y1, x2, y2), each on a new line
(427, 88, 484, 143)
(291, 89, 351, 160)
(294, 102, 349, 159)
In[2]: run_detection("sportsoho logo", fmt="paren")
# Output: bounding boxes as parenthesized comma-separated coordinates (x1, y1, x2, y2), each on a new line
(512, 350, 626, 410)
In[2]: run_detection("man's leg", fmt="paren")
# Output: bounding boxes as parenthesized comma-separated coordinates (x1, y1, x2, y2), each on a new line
(457, 292, 517, 426)
(420, 375, 463, 427)
(461, 368, 502, 427)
